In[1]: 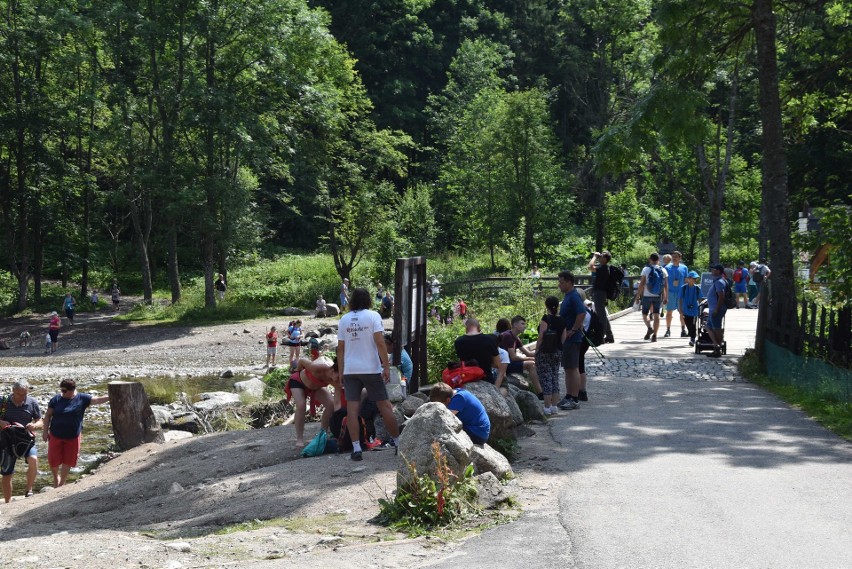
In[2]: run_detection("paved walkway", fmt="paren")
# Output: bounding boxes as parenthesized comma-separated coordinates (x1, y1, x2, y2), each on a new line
(430, 307, 852, 569)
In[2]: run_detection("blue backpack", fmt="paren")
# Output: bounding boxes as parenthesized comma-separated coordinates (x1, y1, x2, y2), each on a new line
(646, 265, 664, 295)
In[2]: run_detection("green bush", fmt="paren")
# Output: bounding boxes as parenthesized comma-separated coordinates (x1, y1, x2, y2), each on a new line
(263, 367, 290, 399)
(426, 319, 466, 383)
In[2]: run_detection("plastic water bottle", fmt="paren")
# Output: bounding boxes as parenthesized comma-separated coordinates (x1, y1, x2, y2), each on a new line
(400, 378, 407, 399)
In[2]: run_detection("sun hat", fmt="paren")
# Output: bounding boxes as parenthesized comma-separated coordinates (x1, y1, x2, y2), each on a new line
(688, 271, 699, 279)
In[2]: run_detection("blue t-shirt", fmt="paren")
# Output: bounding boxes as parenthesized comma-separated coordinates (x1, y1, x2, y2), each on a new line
(48, 393, 93, 439)
(448, 389, 490, 442)
(666, 263, 689, 291)
(559, 289, 586, 344)
(679, 284, 703, 317)
(707, 277, 727, 313)
(396, 348, 414, 379)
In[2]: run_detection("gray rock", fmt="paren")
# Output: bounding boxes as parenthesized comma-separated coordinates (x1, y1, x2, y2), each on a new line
(503, 392, 525, 427)
(463, 381, 519, 441)
(169, 481, 185, 494)
(505, 373, 530, 391)
(220, 370, 234, 379)
(164, 542, 191, 553)
(306, 330, 320, 338)
(233, 378, 266, 397)
(504, 383, 521, 398)
(410, 391, 428, 401)
(150, 405, 174, 426)
(400, 395, 425, 417)
(375, 406, 406, 441)
(168, 413, 200, 434)
(515, 389, 546, 421)
(475, 471, 512, 510)
(325, 304, 340, 316)
(397, 403, 473, 491)
(193, 391, 241, 412)
(283, 306, 303, 316)
(163, 430, 193, 442)
(319, 334, 339, 351)
(470, 444, 513, 480)
(319, 326, 335, 336)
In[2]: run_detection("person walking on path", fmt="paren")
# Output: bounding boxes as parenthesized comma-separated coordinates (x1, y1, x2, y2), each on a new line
(750, 259, 771, 308)
(678, 271, 703, 346)
(705, 264, 728, 358)
(664, 251, 688, 337)
(42, 379, 109, 488)
(63, 293, 77, 326)
(339, 278, 350, 312)
(265, 326, 279, 368)
(336, 288, 400, 461)
(111, 281, 121, 311)
(635, 253, 668, 342)
(556, 271, 587, 411)
(0, 381, 42, 501)
(732, 260, 750, 308)
(47, 311, 61, 353)
(587, 251, 615, 343)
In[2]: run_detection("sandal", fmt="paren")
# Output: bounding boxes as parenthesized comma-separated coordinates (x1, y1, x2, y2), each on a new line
(25, 491, 33, 498)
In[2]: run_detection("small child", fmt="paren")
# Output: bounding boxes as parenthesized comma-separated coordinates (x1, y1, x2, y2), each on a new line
(44, 332, 53, 354)
(679, 271, 703, 347)
(19, 330, 32, 347)
(429, 383, 491, 445)
(265, 326, 278, 368)
(91, 289, 99, 310)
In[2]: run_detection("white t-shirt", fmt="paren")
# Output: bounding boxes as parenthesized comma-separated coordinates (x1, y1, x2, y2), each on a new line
(640, 265, 669, 297)
(338, 309, 385, 374)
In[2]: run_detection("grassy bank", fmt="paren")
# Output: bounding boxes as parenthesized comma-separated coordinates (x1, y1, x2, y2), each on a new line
(738, 350, 852, 441)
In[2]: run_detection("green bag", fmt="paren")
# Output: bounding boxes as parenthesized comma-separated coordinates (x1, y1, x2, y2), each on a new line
(301, 430, 328, 458)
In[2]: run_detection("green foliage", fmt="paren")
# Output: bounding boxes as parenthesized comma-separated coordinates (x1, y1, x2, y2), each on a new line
(802, 203, 852, 305)
(378, 442, 479, 535)
(426, 319, 466, 383)
(263, 367, 291, 399)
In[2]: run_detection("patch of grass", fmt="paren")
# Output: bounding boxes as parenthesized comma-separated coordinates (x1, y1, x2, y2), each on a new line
(488, 438, 519, 462)
(214, 513, 348, 536)
(739, 350, 852, 441)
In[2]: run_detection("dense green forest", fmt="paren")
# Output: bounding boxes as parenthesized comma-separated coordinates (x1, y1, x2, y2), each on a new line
(1, 0, 849, 314)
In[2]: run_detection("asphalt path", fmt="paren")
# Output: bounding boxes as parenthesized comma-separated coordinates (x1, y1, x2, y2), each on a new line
(427, 307, 852, 569)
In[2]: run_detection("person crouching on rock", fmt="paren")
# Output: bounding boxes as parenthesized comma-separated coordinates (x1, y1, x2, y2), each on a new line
(42, 379, 109, 488)
(429, 383, 490, 446)
(290, 357, 341, 448)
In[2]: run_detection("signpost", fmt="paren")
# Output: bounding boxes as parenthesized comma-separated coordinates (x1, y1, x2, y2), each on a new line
(393, 256, 428, 393)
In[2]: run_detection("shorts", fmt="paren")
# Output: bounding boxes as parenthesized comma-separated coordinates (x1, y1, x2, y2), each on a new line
(0, 444, 37, 476)
(112, 299, 120, 306)
(561, 342, 581, 370)
(734, 282, 748, 294)
(666, 288, 681, 312)
(344, 373, 388, 402)
(288, 374, 308, 391)
(641, 295, 662, 315)
(578, 342, 589, 375)
(267, 346, 277, 356)
(287, 340, 301, 347)
(48, 434, 81, 468)
(707, 310, 725, 330)
(48, 329, 59, 343)
(506, 361, 525, 374)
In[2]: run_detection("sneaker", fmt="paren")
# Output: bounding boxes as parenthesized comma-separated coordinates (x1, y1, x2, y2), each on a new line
(557, 396, 571, 408)
(706, 350, 722, 358)
(681, 329, 688, 338)
(644, 327, 653, 340)
(25, 491, 33, 498)
(350, 451, 363, 461)
(543, 407, 553, 416)
(578, 390, 588, 402)
(651, 334, 657, 342)
(664, 329, 671, 337)
(558, 399, 579, 410)
(605, 337, 615, 344)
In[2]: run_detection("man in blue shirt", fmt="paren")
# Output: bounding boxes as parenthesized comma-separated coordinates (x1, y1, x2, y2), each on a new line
(430, 383, 490, 445)
(556, 271, 587, 410)
(664, 251, 689, 338)
(0, 381, 42, 501)
(706, 264, 728, 358)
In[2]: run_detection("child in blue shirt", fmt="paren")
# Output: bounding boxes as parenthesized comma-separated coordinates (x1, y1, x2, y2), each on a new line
(679, 271, 703, 347)
(430, 383, 491, 445)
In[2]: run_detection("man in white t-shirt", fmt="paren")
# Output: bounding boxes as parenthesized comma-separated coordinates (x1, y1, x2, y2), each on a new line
(337, 288, 400, 461)
(634, 252, 669, 342)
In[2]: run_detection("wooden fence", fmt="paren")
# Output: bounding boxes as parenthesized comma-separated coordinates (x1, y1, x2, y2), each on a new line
(760, 283, 852, 368)
(439, 275, 642, 299)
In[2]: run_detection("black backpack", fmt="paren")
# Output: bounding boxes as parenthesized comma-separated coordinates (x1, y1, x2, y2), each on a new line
(607, 265, 625, 301)
(0, 423, 35, 467)
(724, 279, 737, 309)
(330, 407, 368, 452)
(584, 308, 605, 347)
(539, 314, 565, 353)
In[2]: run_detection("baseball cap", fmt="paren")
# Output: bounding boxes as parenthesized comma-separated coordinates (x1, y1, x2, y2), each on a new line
(687, 271, 699, 279)
(710, 263, 724, 272)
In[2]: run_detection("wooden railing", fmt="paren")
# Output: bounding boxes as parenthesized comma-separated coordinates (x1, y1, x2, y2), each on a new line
(438, 275, 642, 298)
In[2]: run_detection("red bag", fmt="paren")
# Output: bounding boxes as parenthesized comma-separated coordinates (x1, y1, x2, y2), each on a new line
(441, 362, 485, 388)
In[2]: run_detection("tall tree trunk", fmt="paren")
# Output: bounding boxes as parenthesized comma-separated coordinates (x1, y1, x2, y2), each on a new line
(168, 227, 181, 304)
(753, 0, 795, 317)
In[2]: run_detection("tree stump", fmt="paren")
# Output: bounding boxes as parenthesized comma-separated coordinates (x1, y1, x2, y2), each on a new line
(108, 381, 165, 450)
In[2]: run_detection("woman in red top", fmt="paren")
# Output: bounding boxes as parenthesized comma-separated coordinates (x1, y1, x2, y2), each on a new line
(48, 311, 61, 353)
(289, 357, 340, 447)
(265, 326, 278, 368)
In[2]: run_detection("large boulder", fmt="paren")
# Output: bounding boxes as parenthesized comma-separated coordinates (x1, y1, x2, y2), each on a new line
(319, 334, 339, 352)
(282, 306, 302, 316)
(398, 403, 473, 490)
(325, 304, 340, 316)
(169, 412, 201, 433)
(374, 405, 406, 442)
(150, 405, 174, 427)
(470, 444, 513, 480)
(514, 390, 545, 422)
(462, 381, 520, 441)
(234, 378, 266, 398)
(193, 391, 241, 412)
(505, 373, 530, 391)
(503, 392, 524, 427)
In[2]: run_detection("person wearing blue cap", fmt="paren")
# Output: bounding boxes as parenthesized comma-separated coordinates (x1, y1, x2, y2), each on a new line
(705, 264, 728, 357)
(679, 271, 703, 347)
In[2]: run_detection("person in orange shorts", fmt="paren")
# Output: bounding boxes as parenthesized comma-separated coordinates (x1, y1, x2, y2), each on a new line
(42, 379, 109, 488)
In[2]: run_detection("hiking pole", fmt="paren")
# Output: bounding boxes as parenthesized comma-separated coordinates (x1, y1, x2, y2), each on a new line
(583, 332, 606, 365)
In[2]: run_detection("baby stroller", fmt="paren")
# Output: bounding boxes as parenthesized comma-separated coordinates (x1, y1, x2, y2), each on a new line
(694, 299, 727, 355)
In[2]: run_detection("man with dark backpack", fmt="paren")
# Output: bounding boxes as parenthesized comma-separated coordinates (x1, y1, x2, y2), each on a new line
(587, 251, 615, 343)
(635, 253, 668, 342)
(0, 381, 41, 501)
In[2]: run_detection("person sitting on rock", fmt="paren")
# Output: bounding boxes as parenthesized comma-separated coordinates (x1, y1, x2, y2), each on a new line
(429, 383, 490, 445)
(454, 318, 500, 384)
(499, 316, 544, 400)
